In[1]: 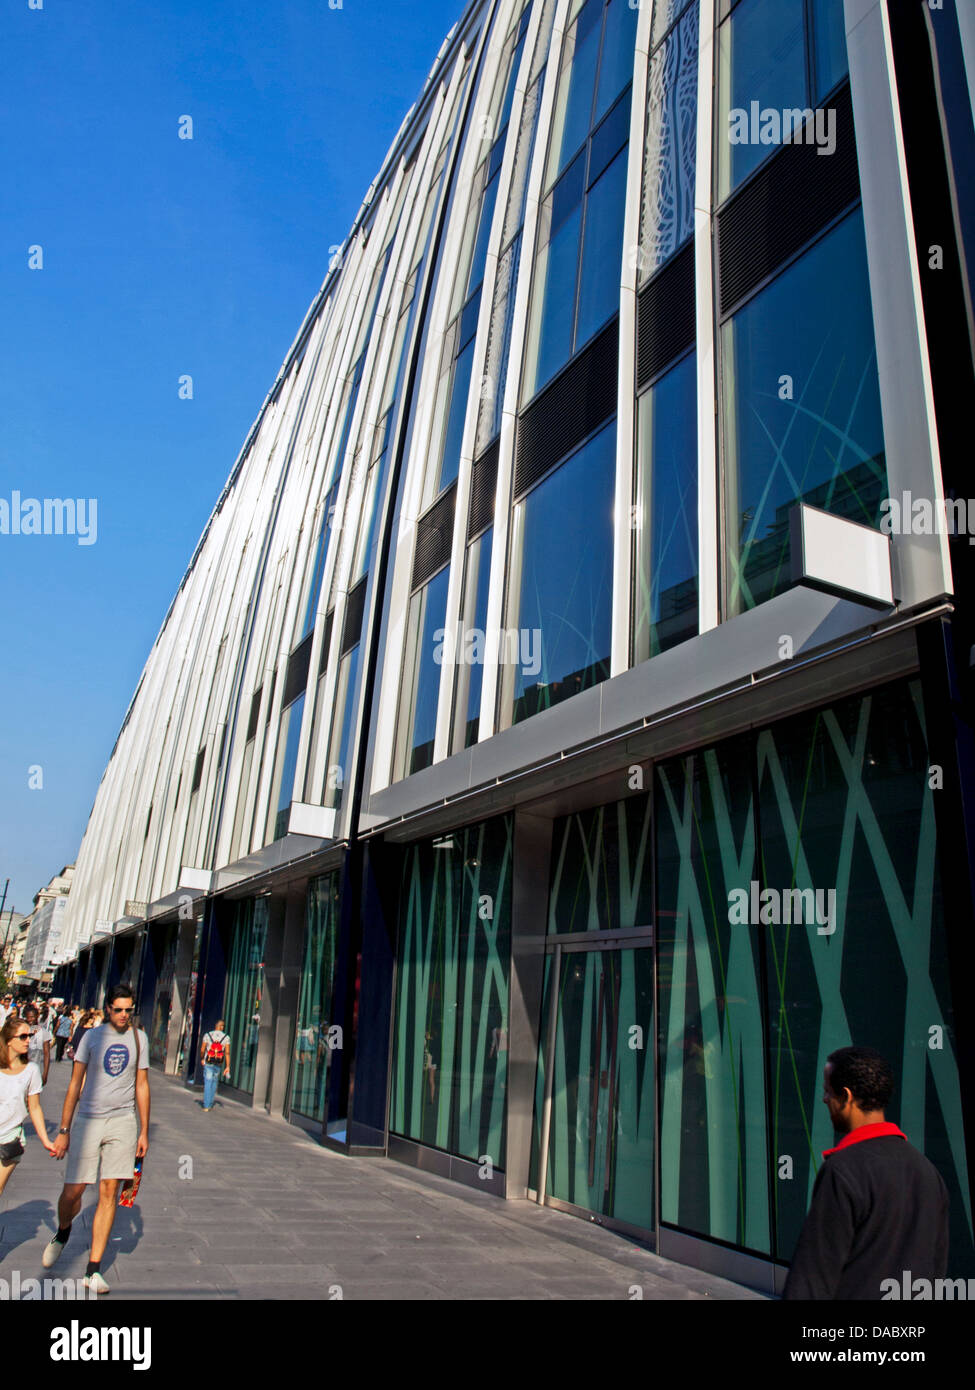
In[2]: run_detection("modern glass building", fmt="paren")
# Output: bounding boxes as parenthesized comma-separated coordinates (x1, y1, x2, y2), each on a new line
(56, 0, 975, 1293)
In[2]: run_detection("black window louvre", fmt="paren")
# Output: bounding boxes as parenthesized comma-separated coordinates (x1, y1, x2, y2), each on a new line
(716, 82, 859, 319)
(319, 610, 334, 675)
(191, 747, 205, 794)
(411, 484, 457, 591)
(246, 686, 262, 742)
(468, 441, 499, 541)
(341, 579, 367, 655)
(283, 634, 313, 709)
(265, 670, 277, 722)
(636, 240, 695, 390)
(515, 318, 618, 498)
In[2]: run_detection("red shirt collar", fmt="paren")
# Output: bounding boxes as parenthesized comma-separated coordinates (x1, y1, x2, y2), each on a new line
(823, 1121, 907, 1158)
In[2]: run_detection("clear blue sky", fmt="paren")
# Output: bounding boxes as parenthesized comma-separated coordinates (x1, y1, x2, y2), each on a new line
(0, 0, 466, 916)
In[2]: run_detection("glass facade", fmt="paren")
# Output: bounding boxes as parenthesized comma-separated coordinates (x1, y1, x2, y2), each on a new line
(656, 679, 974, 1269)
(391, 815, 513, 1165)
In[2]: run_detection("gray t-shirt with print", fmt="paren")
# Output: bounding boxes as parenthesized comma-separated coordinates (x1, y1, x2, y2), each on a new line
(75, 1025, 149, 1118)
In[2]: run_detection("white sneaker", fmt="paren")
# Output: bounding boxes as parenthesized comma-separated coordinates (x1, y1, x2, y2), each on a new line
(41, 1236, 66, 1269)
(84, 1271, 110, 1295)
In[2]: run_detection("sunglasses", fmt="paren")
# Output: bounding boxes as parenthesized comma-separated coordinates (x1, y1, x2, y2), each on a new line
(109, 1006, 135, 1014)
(13, 1033, 31, 1041)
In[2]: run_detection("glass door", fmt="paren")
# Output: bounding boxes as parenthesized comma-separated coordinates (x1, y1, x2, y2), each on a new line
(532, 937, 654, 1232)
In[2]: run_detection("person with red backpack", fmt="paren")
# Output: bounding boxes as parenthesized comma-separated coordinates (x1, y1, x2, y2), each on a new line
(199, 1020, 231, 1111)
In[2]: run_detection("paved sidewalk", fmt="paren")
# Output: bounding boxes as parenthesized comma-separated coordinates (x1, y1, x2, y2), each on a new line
(0, 1057, 765, 1300)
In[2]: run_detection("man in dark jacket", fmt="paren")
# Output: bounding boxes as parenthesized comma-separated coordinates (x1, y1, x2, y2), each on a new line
(783, 1046, 949, 1299)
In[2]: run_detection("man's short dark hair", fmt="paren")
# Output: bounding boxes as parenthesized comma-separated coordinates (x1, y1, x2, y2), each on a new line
(105, 982, 136, 1008)
(827, 1046, 895, 1112)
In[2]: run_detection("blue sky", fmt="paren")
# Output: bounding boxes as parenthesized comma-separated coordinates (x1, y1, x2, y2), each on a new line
(0, 0, 465, 916)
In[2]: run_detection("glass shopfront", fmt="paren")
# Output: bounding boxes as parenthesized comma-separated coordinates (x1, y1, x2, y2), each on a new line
(290, 874, 341, 1124)
(527, 678, 973, 1272)
(223, 897, 269, 1094)
(390, 815, 513, 1167)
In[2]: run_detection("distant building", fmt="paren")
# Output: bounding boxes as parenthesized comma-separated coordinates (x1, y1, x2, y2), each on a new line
(22, 866, 74, 984)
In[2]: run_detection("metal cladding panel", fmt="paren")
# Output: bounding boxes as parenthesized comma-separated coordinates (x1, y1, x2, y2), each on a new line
(636, 240, 695, 389)
(716, 82, 859, 319)
(342, 577, 368, 654)
(468, 440, 499, 540)
(411, 483, 457, 591)
(514, 318, 619, 498)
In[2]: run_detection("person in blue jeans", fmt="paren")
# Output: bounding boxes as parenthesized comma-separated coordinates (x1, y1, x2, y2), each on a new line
(199, 1021, 231, 1111)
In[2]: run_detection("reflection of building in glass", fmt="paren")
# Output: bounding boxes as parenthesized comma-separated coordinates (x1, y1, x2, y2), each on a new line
(56, 0, 975, 1292)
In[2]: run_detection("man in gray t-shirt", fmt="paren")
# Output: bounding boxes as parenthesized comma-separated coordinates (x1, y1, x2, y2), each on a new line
(42, 984, 150, 1294)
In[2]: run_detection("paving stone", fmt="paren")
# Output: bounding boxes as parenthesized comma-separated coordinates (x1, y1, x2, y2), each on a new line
(0, 1064, 763, 1302)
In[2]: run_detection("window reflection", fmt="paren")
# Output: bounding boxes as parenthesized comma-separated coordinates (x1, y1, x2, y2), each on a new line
(721, 210, 886, 616)
(505, 421, 615, 725)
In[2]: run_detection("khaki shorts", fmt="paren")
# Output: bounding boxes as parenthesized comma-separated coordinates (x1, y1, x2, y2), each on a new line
(65, 1112, 138, 1185)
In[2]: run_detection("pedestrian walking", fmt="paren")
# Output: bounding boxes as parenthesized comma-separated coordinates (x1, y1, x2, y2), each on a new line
(22, 1005, 51, 1086)
(54, 1009, 73, 1061)
(0, 1017, 57, 1196)
(199, 1020, 231, 1111)
(69, 1009, 96, 1058)
(43, 983, 150, 1294)
(783, 1045, 950, 1299)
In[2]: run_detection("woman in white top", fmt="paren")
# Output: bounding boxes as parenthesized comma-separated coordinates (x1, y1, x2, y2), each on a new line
(0, 1015, 56, 1196)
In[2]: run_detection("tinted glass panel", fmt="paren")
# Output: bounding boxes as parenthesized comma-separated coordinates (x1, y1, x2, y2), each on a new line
(576, 146, 628, 348)
(290, 874, 341, 1122)
(390, 816, 513, 1164)
(716, 0, 806, 199)
(509, 421, 615, 723)
(223, 898, 269, 1096)
(634, 351, 698, 660)
(722, 210, 887, 615)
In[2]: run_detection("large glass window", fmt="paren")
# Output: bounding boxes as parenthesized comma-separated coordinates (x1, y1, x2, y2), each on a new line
(521, 0, 636, 401)
(656, 738, 771, 1252)
(267, 692, 305, 842)
(721, 209, 887, 616)
(757, 684, 972, 1268)
(654, 679, 974, 1272)
(634, 349, 698, 661)
(505, 421, 615, 725)
(531, 795, 654, 1226)
(290, 874, 340, 1123)
(450, 526, 493, 754)
(322, 643, 362, 812)
(394, 564, 451, 779)
(716, 0, 847, 202)
(523, 88, 631, 400)
(532, 947, 654, 1227)
(390, 815, 513, 1165)
(223, 897, 268, 1095)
